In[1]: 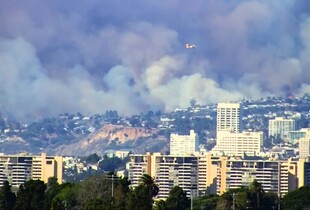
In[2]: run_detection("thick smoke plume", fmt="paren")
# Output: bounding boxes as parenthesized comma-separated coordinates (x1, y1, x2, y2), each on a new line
(0, 0, 310, 121)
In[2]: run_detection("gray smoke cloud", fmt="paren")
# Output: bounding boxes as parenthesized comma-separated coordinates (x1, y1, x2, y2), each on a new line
(0, 0, 310, 121)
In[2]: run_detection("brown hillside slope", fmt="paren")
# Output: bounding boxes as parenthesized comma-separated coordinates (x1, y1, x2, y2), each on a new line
(82, 124, 157, 147)
(55, 124, 166, 155)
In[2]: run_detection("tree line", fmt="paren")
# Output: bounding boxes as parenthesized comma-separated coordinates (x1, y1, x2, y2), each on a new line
(0, 174, 310, 210)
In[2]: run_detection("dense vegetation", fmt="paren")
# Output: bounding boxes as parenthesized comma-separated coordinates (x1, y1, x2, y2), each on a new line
(1, 175, 310, 210)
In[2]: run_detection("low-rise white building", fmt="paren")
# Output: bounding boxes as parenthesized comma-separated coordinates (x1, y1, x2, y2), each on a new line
(170, 130, 198, 155)
(212, 131, 263, 156)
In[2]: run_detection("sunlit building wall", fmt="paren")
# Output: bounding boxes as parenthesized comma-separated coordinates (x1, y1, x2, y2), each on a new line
(170, 130, 198, 155)
(269, 117, 296, 140)
(0, 153, 62, 188)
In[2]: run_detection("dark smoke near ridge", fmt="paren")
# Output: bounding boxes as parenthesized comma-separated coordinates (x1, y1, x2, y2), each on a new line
(0, 0, 310, 121)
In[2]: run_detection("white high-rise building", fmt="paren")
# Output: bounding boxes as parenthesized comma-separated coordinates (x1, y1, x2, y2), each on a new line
(269, 117, 296, 140)
(216, 103, 242, 134)
(214, 103, 262, 156)
(299, 130, 310, 158)
(212, 131, 263, 156)
(170, 130, 198, 155)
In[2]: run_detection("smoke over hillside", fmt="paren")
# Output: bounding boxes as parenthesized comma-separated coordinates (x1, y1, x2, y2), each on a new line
(0, 1, 310, 120)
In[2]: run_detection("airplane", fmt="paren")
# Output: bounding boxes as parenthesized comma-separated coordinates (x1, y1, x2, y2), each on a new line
(185, 43, 196, 49)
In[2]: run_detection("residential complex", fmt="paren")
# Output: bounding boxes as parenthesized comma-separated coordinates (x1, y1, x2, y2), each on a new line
(214, 156, 303, 196)
(299, 130, 310, 158)
(126, 101, 310, 199)
(214, 103, 263, 156)
(127, 152, 310, 198)
(170, 130, 198, 155)
(0, 153, 62, 188)
(269, 117, 296, 140)
(127, 152, 198, 199)
(289, 128, 309, 144)
(212, 131, 263, 156)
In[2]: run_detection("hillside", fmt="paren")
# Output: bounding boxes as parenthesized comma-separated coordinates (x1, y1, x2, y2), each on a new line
(55, 124, 169, 156)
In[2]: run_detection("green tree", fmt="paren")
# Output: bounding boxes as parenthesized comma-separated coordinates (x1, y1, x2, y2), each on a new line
(14, 179, 46, 210)
(99, 156, 123, 172)
(51, 183, 78, 210)
(126, 185, 153, 210)
(112, 176, 131, 210)
(0, 181, 16, 210)
(249, 180, 264, 210)
(85, 153, 100, 164)
(153, 199, 167, 210)
(193, 194, 219, 210)
(215, 191, 233, 210)
(139, 174, 159, 198)
(283, 186, 310, 210)
(44, 177, 61, 210)
(126, 174, 159, 210)
(76, 174, 113, 209)
(165, 186, 190, 210)
(75, 173, 130, 210)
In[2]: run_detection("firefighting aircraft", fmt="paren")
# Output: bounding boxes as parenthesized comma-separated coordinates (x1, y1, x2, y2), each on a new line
(185, 43, 196, 49)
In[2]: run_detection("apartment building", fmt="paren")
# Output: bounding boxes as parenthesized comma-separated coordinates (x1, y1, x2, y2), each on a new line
(170, 130, 198, 155)
(214, 103, 263, 157)
(127, 153, 199, 199)
(269, 117, 296, 140)
(211, 156, 303, 196)
(0, 153, 62, 188)
(126, 154, 151, 187)
(299, 130, 310, 158)
(32, 153, 63, 184)
(288, 128, 309, 144)
(127, 152, 310, 198)
(212, 131, 263, 156)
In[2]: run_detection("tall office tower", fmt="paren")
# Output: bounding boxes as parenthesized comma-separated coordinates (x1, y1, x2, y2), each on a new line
(0, 153, 62, 188)
(269, 117, 296, 140)
(170, 130, 199, 155)
(216, 103, 242, 134)
(212, 131, 263, 156)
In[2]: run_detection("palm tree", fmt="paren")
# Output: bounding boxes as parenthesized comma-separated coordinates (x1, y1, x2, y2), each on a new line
(139, 174, 159, 198)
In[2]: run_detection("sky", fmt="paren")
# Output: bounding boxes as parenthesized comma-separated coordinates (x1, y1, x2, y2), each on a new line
(1, 0, 310, 121)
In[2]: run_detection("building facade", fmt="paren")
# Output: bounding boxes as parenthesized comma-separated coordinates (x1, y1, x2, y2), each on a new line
(127, 153, 199, 199)
(127, 152, 310, 199)
(212, 131, 263, 156)
(0, 153, 62, 188)
(299, 130, 310, 158)
(170, 130, 198, 155)
(216, 103, 242, 134)
(211, 156, 304, 196)
(269, 117, 296, 140)
(288, 128, 309, 144)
